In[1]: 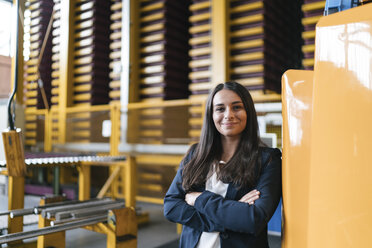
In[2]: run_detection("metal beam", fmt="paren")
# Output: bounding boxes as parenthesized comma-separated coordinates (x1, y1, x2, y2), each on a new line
(55, 201, 125, 221)
(0, 215, 107, 244)
(41, 198, 122, 218)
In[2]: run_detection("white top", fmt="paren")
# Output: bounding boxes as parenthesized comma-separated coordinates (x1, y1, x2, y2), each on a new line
(196, 162, 229, 248)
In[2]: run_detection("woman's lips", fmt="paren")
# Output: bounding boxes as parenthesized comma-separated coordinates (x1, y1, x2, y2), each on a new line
(222, 122, 236, 127)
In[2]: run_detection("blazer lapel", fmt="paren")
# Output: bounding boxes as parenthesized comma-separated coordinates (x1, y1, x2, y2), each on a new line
(225, 183, 239, 200)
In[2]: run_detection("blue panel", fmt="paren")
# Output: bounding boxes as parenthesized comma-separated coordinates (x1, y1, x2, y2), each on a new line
(268, 198, 282, 233)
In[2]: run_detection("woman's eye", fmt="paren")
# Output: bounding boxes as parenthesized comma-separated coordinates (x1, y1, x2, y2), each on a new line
(215, 107, 224, 112)
(233, 105, 243, 110)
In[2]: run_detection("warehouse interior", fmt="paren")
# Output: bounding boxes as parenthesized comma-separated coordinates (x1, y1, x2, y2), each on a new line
(0, 0, 372, 247)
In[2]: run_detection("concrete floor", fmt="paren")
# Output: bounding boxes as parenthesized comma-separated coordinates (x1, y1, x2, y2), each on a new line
(0, 195, 281, 248)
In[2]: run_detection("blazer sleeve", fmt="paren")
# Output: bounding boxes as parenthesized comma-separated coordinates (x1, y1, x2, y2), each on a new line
(193, 148, 282, 235)
(163, 148, 224, 232)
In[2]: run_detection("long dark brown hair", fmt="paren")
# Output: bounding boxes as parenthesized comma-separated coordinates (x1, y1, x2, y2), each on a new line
(182, 82, 262, 191)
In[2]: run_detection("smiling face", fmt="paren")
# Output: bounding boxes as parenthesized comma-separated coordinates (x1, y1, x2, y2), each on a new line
(212, 89, 247, 140)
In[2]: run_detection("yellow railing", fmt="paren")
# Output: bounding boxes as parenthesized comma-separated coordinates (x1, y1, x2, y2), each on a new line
(25, 99, 206, 154)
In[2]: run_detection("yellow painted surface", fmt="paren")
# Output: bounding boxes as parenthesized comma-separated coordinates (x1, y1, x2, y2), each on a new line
(111, 11, 122, 21)
(141, 2, 163, 12)
(189, 24, 211, 34)
(230, 1, 263, 13)
(249, 90, 281, 102)
(302, 15, 322, 25)
(140, 23, 163, 33)
(302, 30, 315, 39)
(189, 36, 211, 46)
(282, 5, 372, 247)
(230, 39, 263, 50)
(140, 75, 163, 85)
(140, 65, 163, 74)
(189, 70, 211, 79)
(78, 165, 91, 201)
(282, 70, 314, 248)
(190, 1, 210, 11)
(189, 59, 211, 68)
(37, 196, 66, 248)
(189, 47, 212, 57)
(140, 33, 164, 43)
(111, 2, 122, 11)
(230, 52, 264, 62)
(2, 130, 26, 176)
(190, 12, 211, 22)
(140, 12, 163, 22)
(239, 77, 264, 86)
(110, 32, 122, 41)
(212, 0, 229, 86)
(136, 155, 183, 166)
(302, 1, 325, 12)
(231, 64, 263, 74)
(140, 43, 163, 53)
(189, 82, 212, 91)
(308, 5, 372, 247)
(124, 156, 136, 208)
(8, 176, 24, 235)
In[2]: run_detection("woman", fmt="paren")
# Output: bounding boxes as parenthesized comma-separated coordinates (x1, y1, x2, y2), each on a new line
(164, 82, 282, 248)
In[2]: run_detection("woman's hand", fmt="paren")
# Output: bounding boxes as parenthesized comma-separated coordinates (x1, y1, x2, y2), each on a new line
(185, 192, 202, 206)
(239, 189, 260, 205)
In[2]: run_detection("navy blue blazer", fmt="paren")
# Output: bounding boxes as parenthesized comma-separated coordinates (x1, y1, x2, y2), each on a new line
(164, 146, 282, 248)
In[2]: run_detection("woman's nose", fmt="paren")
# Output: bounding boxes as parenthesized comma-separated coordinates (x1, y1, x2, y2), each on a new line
(224, 108, 233, 119)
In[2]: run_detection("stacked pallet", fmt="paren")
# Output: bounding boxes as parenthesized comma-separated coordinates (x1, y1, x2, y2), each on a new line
(50, 0, 61, 108)
(135, 154, 184, 203)
(73, 0, 111, 106)
(188, 0, 212, 99)
(109, 0, 122, 104)
(302, 0, 325, 70)
(187, 0, 303, 141)
(138, 0, 190, 101)
(133, 0, 190, 144)
(50, 0, 60, 144)
(70, 0, 111, 143)
(229, 0, 302, 101)
(24, 0, 54, 146)
(188, 0, 212, 141)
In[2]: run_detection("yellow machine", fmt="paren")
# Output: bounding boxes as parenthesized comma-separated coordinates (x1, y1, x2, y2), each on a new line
(282, 4, 372, 248)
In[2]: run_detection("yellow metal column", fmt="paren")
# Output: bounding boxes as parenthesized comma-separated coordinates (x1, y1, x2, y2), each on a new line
(109, 103, 122, 199)
(44, 110, 52, 152)
(110, 103, 120, 156)
(211, 0, 229, 85)
(78, 164, 91, 201)
(58, 0, 75, 144)
(37, 196, 66, 248)
(124, 155, 136, 208)
(7, 176, 24, 239)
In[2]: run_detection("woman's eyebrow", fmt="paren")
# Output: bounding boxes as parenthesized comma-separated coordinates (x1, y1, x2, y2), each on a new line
(214, 101, 242, 106)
